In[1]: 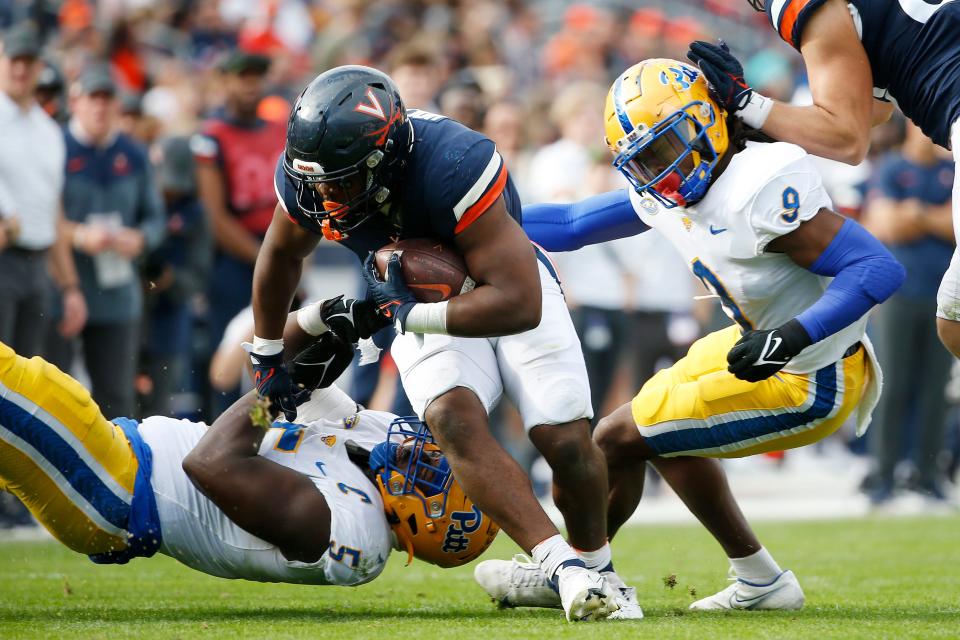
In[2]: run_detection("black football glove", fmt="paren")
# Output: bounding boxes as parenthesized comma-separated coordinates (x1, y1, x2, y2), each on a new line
(320, 295, 388, 343)
(726, 319, 813, 382)
(361, 252, 417, 333)
(687, 40, 753, 113)
(247, 349, 310, 421)
(290, 331, 355, 391)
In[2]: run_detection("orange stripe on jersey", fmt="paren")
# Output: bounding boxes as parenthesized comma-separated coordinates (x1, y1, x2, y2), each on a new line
(778, 0, 812, 47)
(454, 164, 508, 234)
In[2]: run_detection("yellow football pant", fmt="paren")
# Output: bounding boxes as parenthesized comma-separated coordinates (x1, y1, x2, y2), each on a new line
(0, 341, 137, 554)
(632, 325, 869, 458)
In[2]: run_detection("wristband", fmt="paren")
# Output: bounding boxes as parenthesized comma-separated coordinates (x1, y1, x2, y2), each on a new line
(251, 335, 284, 356)
(738, 92, 773, 129)
(296, 301, 330, 336)
(402, 301, 449, 335)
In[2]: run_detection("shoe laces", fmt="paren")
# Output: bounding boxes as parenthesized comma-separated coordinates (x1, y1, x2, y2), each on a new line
(510, 553, 550, 589)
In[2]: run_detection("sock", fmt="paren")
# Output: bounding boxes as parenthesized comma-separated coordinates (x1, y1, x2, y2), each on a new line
(729, 547, 782, 585)
(576, 542, 613, 574)
(532, 534, 585, 586)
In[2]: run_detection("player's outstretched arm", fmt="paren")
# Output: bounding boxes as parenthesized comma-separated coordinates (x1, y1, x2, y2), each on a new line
(446, 195, 543, 336)
(522, 189, 649, 252)
(690, 0, 873, 164)
(182, 392, 332, 563)
(248, 205, 323, 420)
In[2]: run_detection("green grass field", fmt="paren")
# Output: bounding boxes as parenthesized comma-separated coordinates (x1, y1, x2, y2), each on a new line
(1, 516, 958, 639)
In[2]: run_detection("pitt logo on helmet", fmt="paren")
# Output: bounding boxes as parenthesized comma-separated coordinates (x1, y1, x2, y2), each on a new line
(368, 418, 499, 568)
(604, 59, 729, 209)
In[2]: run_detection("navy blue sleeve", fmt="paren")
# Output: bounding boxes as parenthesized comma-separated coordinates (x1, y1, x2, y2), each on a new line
(868, 156, 905, 201)
(795, 218, 905, 342)
(274, 156, 322, 234)
(522, 190, 649, 252)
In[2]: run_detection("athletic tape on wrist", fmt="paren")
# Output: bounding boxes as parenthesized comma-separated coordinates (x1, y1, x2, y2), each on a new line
(739, 92, 773, 129)
(296, 302, 329, 336)
(251, 335, 284, 356)
(403, 301, 449, 335)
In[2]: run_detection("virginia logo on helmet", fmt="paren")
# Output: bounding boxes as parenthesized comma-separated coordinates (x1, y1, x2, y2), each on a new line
(604, 58, 729, 209)
(368, 418, 499, 568)
(354, 87, 387, 121)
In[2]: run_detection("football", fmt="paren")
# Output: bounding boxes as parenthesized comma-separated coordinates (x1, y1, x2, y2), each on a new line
(374, 238, 475, 303)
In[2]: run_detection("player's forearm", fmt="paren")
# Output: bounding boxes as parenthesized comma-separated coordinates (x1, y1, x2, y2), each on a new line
(795, 219, 905, 342)
(445, 281, 542, 337)
(197, 392, 265, 457)
(522, 190, 647, 252)
(252, 241, 304, 341)
(762, 102, 870, 165)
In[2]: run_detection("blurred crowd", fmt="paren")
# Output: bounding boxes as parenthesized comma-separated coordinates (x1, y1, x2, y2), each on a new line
(0, 0, 955, 528)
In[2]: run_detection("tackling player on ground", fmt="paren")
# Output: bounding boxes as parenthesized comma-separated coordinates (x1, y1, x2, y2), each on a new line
(0, 305, 498, 583)
(479, 58, 903, 610)
(685, 0, 960, 354)
(249, 66, 633, 620)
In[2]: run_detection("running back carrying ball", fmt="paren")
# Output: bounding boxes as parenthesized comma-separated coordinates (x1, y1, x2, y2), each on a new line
(374, 238, 475, 303)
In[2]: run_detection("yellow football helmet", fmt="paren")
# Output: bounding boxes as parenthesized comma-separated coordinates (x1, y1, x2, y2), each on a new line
(369, 417, 499, 568)
(604, 58, 729, 208)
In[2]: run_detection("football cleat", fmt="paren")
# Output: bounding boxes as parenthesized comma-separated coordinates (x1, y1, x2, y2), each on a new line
(474, 555, 562, 609)
(689, 569, 805, 611)
(604, 571, 644, 620)
(557, 565, 620, 622)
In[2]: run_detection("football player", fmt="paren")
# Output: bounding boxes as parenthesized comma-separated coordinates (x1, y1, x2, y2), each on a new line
(0, 305, 498, 585)
(685, 0, 960, 354)
(479, 59, 903, 610)
(249, 65, 634, 620)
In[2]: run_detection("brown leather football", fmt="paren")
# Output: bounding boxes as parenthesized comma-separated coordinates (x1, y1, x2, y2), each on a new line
(374, 238, 475, 303)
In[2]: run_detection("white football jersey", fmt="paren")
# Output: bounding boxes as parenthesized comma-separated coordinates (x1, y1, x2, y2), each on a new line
(139, 385, 394, 587)
(629, 141, 868, 374)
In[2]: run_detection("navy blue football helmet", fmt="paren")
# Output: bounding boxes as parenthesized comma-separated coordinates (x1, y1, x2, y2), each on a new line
(283, 65, 412, 240)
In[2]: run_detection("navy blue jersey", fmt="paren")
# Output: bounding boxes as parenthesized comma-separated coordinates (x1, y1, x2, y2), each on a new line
(868, 152, 954, 298)
(766, 0, 960, 147)
(275, 109, 522, 260)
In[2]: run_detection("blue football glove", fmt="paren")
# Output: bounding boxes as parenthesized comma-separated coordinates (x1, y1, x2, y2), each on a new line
(247, 349, 310, 421)
(361, 252, 417, 333)
(726, 319, 812, 382)
(687, 40, 753, 113)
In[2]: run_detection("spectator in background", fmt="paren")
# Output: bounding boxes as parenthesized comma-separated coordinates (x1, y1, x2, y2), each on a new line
(138, 136, 211, 417)
(35, 57, 65, 122)
(437, 72, 485, 131)
(483, 99, 531, 199)
(862, 122, 956, 507)
(60, 63, 166, 418)
(191, 50, 283, 409)
(0, 22, 86, 530)
(0, 23, 85, 358)
(387, 42, 443, 111)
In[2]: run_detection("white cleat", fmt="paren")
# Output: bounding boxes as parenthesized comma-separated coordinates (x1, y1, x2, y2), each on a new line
(557, 565, 620, 622)
(474, 555, 561, 609)
(604, 572, 644, 620)
(689, 569, 805, 611)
